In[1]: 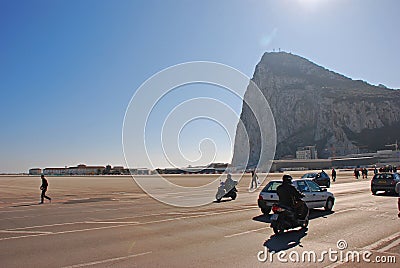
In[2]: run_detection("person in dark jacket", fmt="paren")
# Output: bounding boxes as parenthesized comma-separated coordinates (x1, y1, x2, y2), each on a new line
(277, 174, 307, 220)
(277, 175, 304, 208)
(331, 168, 336, 182)
(40, 175, 52, 204)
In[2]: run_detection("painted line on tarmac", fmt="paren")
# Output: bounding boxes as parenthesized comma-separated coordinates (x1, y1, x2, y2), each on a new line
(378, 237, 400, 253)
(5, 210, 197, 231)
(0, 202, 168, 220)
(331, 208, 357, 214)
(85, 221, 140, 224)
(224, 227, 268, 238)
(0, 230, 53, 234)
(0, 207, 256, 241)
(7, 221, 90, 231)
(363, 231, 400, 251)
(325, 232, 400, 268)
(0, 202, 118, 214)
(61, 251, 152, 268)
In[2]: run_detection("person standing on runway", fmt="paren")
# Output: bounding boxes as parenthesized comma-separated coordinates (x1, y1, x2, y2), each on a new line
(250, 170, 259, 189)
(39, 175, 52, 204)
(331, 168, 336, 182)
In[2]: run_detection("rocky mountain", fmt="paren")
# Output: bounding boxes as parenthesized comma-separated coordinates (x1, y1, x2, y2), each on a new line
(232, 52, 400, 168)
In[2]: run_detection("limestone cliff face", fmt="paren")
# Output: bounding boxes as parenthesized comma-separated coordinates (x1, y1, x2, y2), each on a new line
(232, 52, 400, 167)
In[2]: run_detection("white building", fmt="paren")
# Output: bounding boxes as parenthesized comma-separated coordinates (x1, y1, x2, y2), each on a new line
(296, 146, 318, 159)
(67, 164, 105, 175)
(129, 168, 150, 175)
(43, 164, 105, 175)
(29, 168, 42, 175)
(43, 167, 67, 175)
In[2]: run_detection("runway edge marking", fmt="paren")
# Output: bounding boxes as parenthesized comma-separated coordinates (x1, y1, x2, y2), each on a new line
(61, 251, 152, 268)
(0, 207, 257, 241)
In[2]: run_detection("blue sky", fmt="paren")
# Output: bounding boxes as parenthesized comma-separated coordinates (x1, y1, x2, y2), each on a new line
(1, 0, 399, 173)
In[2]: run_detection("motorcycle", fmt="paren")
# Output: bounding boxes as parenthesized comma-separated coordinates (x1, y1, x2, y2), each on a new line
(270, 200, 309, 235)
(216, 179, 238, 202)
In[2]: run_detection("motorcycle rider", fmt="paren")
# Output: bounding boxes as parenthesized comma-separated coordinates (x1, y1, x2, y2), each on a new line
(276, 174, 307, 221)
(225, 173, 235, 191)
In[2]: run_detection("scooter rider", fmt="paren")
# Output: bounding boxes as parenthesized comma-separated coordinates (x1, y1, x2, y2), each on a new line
(277, 174, 306, 219)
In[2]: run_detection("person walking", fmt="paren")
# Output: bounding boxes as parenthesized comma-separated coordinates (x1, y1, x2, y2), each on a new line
(250, 170, 258, 189)
(39, 175, 52, 204)
(331, 168, 336, 182)
(374, 166, 378, 175)
(354, 168, 360, 179)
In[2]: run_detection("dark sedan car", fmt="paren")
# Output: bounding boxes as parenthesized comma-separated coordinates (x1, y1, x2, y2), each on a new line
(301, 171, 331, 188)
(371, 172, 400, 195)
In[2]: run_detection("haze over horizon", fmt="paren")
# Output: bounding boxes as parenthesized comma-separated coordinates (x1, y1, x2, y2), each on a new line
(1, 0, 400, 173)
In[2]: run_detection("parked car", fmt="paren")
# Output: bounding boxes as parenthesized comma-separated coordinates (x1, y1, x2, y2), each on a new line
(301, 171, 331, 188)
(258, 179, 335, 215)
(371, 172, 400, 195)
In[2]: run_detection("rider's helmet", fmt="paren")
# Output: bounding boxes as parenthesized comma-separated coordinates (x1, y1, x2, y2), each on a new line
(282, 174, 293, 184)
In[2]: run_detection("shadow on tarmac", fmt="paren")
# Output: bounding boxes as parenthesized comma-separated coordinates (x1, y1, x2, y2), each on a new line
(212, 199, 235, 203)
(11, 203, 41, 208)
(254, 209, 336, 253)
(263, 227, 308, 253)
(63, 197, 113, 204)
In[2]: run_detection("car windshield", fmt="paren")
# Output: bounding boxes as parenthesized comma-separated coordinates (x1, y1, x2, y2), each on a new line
(306, 180, 322, 192)
(295, 180, 310, 192)
(262, 181, 282, 193)
(301, 173, 316, 178)
(319, 172, 329, 178)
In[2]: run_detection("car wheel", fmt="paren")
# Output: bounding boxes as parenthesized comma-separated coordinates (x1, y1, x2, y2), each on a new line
(371, 190, 377, 195)
(231, 192, 237, 200)
(216, 198, 221, 203)
(324, 198, 334, 211)
(261, 206, 271, 215)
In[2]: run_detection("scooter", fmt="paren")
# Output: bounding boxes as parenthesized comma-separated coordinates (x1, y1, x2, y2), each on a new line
(270, 200, 309, 235)
(216, 180, 238, 202)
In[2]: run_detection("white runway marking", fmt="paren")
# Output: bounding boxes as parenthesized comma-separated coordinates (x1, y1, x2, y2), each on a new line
(0, 207, 257, 241)
(378, 237, 400, 252)
(61, 251, 152, 268)
(364, 231, 400, 251)
(5, 211, 196, 231)
(85, 221, 140, 224)
(224, 227, 268, 238)
(7, 221, 89, 230)
(0, 230, 52, 234)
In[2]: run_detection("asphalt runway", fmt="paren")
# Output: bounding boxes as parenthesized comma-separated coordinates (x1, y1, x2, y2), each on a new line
(0, 172, 399, 267)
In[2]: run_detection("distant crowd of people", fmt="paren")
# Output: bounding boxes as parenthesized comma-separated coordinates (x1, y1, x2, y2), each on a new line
(353, 167, 369, 179)
(378, 165, 397, 173)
